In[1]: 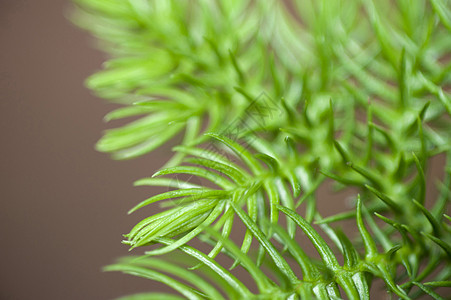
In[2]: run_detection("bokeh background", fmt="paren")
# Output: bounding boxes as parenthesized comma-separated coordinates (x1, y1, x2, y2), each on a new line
(1, 1, 445, 299)
(1, 1, 171, 299)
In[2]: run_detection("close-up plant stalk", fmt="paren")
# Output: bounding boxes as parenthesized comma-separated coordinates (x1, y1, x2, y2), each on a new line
(73, 0, 451, 299)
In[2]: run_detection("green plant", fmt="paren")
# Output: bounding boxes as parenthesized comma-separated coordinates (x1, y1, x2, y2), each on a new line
(73, 0, 451, 298)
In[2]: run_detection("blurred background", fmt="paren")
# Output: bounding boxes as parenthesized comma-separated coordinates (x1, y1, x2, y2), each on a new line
(0, 1, 172, 299)
(0, 1, 445, 299)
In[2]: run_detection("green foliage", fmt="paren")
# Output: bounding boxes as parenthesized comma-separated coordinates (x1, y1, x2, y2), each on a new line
(73, 0, 451, 298)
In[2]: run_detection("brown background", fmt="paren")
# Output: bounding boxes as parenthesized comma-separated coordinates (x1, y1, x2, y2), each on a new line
(0, 1, 174, 299)
(1, 1, 444, 300)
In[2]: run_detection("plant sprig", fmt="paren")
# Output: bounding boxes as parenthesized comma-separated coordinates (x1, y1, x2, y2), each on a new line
(74, 0, 451, 298)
